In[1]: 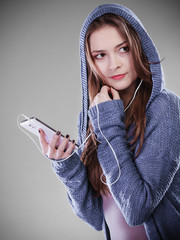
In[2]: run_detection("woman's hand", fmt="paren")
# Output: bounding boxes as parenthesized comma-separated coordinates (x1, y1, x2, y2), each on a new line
(90, 86, 120, 108)
(38, 129, 76, 160)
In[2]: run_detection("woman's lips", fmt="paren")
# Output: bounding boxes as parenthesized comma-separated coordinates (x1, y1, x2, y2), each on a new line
(111, 73, 126, 80)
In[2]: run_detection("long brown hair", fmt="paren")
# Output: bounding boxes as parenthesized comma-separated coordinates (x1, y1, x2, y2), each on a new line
(81, 13, 152, 196)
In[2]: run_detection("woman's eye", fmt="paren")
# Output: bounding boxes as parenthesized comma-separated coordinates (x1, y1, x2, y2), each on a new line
(95, 53, 105, 59)
(119, 46, 129, 53)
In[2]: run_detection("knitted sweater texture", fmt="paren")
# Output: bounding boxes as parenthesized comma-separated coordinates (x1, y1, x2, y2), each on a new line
(52, 4, 180, 240)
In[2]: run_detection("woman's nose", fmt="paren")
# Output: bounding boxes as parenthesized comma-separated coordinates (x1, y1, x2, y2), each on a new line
(109, 54, 122, 70)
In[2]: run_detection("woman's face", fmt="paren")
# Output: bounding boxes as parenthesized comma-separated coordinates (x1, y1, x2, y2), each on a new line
(89, 25, 138, 96)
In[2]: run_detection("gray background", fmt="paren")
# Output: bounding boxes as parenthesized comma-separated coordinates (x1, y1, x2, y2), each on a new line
(1, 0, 179, 239)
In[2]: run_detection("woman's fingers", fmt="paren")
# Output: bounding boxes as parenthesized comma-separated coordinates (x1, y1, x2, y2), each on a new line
(56, 135, 70, 154)
(94, 86, 111, 104)
(39, 129, 76, 160)
(111, 87, 120, 100)
(64, 140, 76, 157)
(100, 85, 111, 98)
(48, 131, 61, 158)
(38, 129, 48, 155)
(57, 137, 76, 159)
(92, 86, 120, 106)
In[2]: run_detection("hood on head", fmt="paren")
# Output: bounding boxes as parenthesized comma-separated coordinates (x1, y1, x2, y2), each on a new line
(79, 3, 164, 142)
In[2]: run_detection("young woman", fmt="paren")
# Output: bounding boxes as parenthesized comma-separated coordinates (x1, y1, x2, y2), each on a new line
(39, 4, 180, 240)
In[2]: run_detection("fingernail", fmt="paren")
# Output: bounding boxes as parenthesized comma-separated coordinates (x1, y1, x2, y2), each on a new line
(38, 129, 41, 133)
(66, 134, 69, 138)
(56, 131, 61, 135)
(72, 140, 75, 143)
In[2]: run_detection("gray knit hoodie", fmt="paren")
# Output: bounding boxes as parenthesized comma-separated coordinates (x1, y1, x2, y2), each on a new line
(52, 4, 180, 240)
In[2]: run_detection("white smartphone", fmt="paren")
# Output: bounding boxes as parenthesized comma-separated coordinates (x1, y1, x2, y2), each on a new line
(20, 117, 79, 149)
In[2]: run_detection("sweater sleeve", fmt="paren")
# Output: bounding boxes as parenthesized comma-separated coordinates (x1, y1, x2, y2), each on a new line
(51, 152, 103, 231)
(88, 94, 180, 226)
